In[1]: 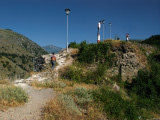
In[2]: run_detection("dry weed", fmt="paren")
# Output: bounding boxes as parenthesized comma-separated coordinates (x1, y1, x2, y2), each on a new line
(0, 79, 9, 84)
(71, 48, 79, 55)
(42, 98, 83, 120)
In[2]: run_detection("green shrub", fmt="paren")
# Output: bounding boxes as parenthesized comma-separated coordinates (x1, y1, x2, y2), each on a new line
(125, 55, 160, 111)
(142, 35, 160, 47)
(85, 63, 107, 84)
(59, 82, 66, 88)
(74, 87, 93, 107)
(69, 41, 80, 48)
(62, 66, 84, 82)
(62, 63, 109, 85)
(78, 42, 114, 64)
(0, 86, 28, 103)
(92, 87, 138, 120)
(58, 94, 81, 115)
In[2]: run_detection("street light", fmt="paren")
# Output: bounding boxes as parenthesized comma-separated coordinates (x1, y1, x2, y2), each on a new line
(109, 23, 111, 39)
(65, 8, 71, 53)
(102, 20, 105, 41)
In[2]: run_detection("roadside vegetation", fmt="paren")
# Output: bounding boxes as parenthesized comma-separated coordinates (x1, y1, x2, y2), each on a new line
(0, 82, 28, 111)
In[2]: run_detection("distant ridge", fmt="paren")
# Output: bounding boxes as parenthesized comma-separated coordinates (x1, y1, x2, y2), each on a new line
(43, 45, 63, 53)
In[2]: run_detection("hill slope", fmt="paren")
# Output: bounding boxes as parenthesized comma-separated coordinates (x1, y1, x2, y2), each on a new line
(0, 29, 48, 80)
(142, 35, 160, 47)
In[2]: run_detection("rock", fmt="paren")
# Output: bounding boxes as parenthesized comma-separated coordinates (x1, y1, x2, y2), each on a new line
(107, 42, 147, 81)
(33, 57, 45, 72)
(113, 83, 120, 92)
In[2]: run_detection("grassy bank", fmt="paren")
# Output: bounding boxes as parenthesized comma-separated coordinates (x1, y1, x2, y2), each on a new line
(33, 40, 160, 119)
(0, 84, 28, 111)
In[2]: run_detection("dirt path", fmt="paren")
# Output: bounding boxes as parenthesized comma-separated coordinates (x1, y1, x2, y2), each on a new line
(0, 83, 55, 120)
(0, 49, 74, 120)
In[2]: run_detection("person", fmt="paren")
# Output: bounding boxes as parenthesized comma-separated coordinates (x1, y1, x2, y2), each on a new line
(51, 52, 56, 69)
(126, 33, 129, 42)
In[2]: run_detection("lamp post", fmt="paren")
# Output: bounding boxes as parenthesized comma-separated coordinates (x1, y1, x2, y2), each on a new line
(102, 20, 105, 41)
(109, 23, 111, 39)
(65, 8, 71, 53)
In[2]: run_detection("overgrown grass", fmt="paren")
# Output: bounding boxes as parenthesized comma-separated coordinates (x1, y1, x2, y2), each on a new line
(0, 85, 28, 110)
(124, 54, 160, 118)
(61, 63, 108, 85)
(92, 87, 138, 120)
(42, 97, 82, 120)
(42, 86, 106, 120)
(0, 79, 9, 84)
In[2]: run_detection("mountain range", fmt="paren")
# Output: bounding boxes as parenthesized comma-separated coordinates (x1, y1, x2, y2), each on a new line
(42, 45, 63, 54)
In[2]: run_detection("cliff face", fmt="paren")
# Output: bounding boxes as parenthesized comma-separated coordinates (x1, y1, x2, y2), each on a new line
(106, 41, 148, 81)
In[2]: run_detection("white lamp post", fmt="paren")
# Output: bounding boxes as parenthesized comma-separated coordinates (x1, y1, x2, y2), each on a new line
(109, 23, 111, 39)
(65, 8, 71, 53)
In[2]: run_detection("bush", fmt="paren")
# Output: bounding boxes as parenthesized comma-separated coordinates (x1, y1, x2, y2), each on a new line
(69, 41, 80, 48)
(0, 86, 28, 103)
(78, 42, 114, 65)
(74, 87, 93, 107)
(125, 55, 160, 110)
(58, 94, 81, 115)
(62, 66, 84, 82)
(92, 87, 138, 120)
(85, 63, 107, 84)
(59, 82, 66, 88)
(62, 64, 108, 85)
(142, 35, 160, 47)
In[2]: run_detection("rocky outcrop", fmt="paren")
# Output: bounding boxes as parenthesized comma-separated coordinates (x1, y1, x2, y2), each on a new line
(107, 42, 147, 81)
(33, 57, 45, 72)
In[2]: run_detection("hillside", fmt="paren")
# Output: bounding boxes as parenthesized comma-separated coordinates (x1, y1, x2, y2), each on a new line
(1, 39, 160, 119)
(42, 45, 63, 53)
(0, 29, 48, 80)
(142, 35, 160, 47)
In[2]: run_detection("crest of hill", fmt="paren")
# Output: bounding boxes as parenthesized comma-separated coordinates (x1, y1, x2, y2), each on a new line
(142, 35, 160, 47)
(0, 29, 48, 56)
(0, 29, 48, 80)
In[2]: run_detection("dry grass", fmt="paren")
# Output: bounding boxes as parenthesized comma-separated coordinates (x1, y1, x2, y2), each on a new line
(54, 79, 97, 94)
(42, 95, 107, 120)
(104, 39, 122, 47)
(71, 48, 79, 55)
(0, 79, 9, 84)
(131, 43, 148, 67)
(42, 98, 83, 120)
(0, 100, 24, 111)
(38, 75, 105, 120)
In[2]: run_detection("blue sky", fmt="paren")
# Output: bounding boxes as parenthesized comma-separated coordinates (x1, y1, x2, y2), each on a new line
(0, 0, 160, 48)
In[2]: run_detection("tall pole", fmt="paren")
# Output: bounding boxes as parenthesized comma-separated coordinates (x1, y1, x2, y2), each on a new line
(66, 14, 68, 53)
(102, 20, 105, 41)
(103, 23, 104, 41)
(109, 23, 111, 39)
(65, 8, 71, 53)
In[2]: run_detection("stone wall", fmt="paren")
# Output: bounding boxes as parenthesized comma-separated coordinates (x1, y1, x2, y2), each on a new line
(107, 42, 147, 81)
